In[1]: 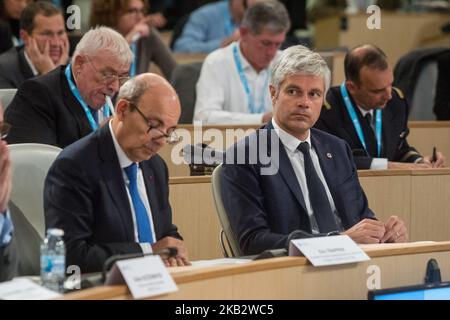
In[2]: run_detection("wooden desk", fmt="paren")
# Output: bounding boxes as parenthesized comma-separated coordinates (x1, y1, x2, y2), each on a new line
(408, 121, 450, 162)
(315, 12, 450, 67)
(64, 242, 450, 300)
(169, 169, 450, 261)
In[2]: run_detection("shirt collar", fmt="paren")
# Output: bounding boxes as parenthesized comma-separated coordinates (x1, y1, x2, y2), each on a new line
(109, 120, 134, 169)
(272, 118, 312, 153)
(357, 105, 374, 118)
(23, 51, 39, 76)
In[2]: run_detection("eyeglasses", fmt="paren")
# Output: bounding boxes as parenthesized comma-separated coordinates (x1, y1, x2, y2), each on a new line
(127, 101, 180, 144)
(86, 57, 130, 86)
(0, 121, 11, 140)
(125, 8, 146, 16)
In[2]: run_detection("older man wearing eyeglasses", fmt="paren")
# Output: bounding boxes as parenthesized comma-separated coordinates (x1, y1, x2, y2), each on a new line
(5, 26, 132, 149)
(44, 73, 189, 273)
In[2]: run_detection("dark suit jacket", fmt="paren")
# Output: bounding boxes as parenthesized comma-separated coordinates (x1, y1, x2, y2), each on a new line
(44, 125, 181, 273)
(314, 86, 422, 169)
(221, 123, 375, 255)
(5, 66, 94, 148)
(0, 46, 35, 89)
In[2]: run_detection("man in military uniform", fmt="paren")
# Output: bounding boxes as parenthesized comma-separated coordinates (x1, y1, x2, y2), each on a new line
(315, 44, 445, 170)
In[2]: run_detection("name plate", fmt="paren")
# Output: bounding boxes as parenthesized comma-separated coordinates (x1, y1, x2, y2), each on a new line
(0, 278, 61, 300)
(106, 256, 178, 299)
(289, 235, 370, 267)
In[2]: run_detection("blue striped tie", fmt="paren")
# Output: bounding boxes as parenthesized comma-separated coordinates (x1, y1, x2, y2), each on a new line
(124, 163, 153, 243)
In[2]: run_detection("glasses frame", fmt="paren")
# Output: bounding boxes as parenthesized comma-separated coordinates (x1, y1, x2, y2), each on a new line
(127, 101, 180, 144)
(85, 56, 130, 86)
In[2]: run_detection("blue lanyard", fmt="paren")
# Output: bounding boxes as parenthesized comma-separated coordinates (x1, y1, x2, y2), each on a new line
(65, 64, 109, 131)
(223, 4, 235, 36)
(232, 44, 269, 114)
(340, 83, 382, 157)
(130, 41, 137, 77)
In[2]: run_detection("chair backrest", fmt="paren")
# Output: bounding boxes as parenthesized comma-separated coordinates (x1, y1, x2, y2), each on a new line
(8, 143, 62, 239)
(409, 61, 438, 120)
(211, 164, 243, 257)
(0, 88, 17, 110)
(170, 62, 203, 124)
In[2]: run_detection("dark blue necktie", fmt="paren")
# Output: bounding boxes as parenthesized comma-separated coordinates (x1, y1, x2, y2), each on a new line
(297, 142, 339, 233)
(124, 163, 153, 243)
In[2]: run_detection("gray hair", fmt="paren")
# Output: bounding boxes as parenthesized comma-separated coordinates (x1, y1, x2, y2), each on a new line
(117, 77, 150, 107)
(73, 26, 133, 66)
(271, 45, 331, 94)
(241, 0, 290, 35)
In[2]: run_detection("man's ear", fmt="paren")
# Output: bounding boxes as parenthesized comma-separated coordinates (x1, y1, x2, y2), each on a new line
(239, 26, 249, 38)
(269, 85, 277, 103)
(72, 55, 86, 74)
(345, 80, 358, 96)
(20, 30, 30, 45)
(115, 99, 129, 120)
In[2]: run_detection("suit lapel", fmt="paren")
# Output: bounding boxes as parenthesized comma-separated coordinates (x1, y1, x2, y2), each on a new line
(265, 123, 308, 214)
(311, 132, 336, 187)
(18, 47, 35, 80)
(97, 125, 135, 239)
(60, 66, 95, 138)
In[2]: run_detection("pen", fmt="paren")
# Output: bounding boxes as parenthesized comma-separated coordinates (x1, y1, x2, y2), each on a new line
(432, 146, 437, 163)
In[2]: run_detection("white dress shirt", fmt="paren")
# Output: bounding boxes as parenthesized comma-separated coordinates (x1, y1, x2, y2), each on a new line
(23, 51, 39, 76)
(194, 41, 275, 124)
(109, 121, 155, 253)
(356, 106, 388, 170)
(272, 119, 343, 234)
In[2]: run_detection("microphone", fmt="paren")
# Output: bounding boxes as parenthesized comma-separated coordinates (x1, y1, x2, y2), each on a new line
(101, 247, 178, 282)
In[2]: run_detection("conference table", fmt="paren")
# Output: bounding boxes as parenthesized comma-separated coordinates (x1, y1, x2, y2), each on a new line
(64, 241, 450, 300)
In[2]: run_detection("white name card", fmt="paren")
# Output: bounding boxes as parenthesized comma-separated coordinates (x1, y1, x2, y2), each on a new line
(0, 278, 61, 300)
(106, 256, 178, 299)
(289, 235, 370, 267)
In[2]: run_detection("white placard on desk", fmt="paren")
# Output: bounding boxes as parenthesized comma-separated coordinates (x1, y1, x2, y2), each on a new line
(289, 235, 370, 267)
(107, 256, 178, 299)
(0, 278, 61, 300)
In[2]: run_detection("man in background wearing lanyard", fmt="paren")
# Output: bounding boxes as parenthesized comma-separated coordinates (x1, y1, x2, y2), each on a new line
(194, 1, 290, 124)
(5, 26, 132, 149)
(173, 0, 259, 54)
(315, 44, 445, 170)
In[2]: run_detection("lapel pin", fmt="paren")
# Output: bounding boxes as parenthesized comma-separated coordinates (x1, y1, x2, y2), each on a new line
(326, 153, 332, 159)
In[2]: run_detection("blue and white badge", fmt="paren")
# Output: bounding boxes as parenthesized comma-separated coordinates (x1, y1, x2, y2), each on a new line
(340, 83, 382, 157)
(232, 44, 270, 114)
(65, 64, 110, 131)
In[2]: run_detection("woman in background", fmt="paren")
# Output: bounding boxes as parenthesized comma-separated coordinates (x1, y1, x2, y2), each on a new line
(0, 0, 33, 54)
(90, 0, 176, 80)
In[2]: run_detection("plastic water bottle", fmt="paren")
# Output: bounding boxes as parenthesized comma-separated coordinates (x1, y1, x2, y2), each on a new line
(40, 228, 66, 293)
